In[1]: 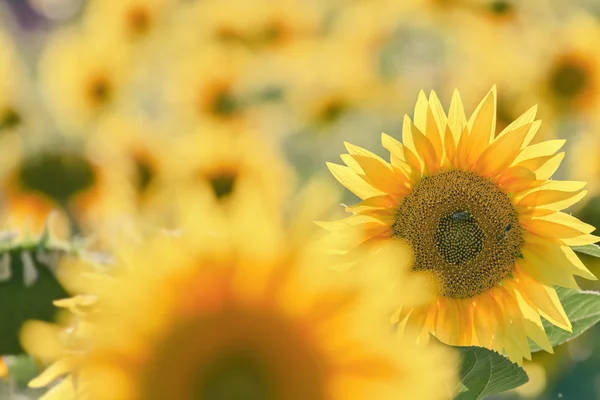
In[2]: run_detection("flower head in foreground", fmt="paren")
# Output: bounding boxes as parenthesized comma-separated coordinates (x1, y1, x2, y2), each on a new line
(326, 87, 598, 363)
(21, 183, 456, 400)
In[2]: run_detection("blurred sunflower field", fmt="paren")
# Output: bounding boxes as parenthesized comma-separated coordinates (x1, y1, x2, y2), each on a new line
(1, 0, 600, 399)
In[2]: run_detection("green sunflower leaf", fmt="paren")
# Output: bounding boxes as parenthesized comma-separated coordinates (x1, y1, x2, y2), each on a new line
(4, 354, 39, 388)
(0, 233, 72, 354)
(529, 287, 600, 353)
(572, 244, 600, 258)
(454, 346, 528, 400)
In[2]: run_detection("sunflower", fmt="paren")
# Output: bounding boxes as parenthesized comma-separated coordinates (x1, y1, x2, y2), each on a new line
(38, 29, 131, 134)
(21, 183, 456, 400)
(186, 0, 325, 55)
(325, 87, 598, 363)
(162, 44, 257, 130)
(83, 0, 176, 44)
(175, 127, 294, 208)
(0, 28, 46, 140)
(521, 14, 600, 120)
(0, 135, 127, 237)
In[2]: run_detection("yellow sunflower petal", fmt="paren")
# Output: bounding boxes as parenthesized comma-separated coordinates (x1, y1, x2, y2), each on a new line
(29, 358, 74, 388)
(410, 124, 439, 173)
(561, 234, 600, 246)
(381, 133, 405, 162)
(473, 295, 499, 349)
(443, 126, 457, 165)
(520, 212, 595, 239)
(519, 241, 580, 289)
(466, 86, 497, 164)
(517, 188, 586, 209)
(428, 91, 448, 140)
(345, 195, 401, 214)
(345, 142, 389, 165)
(513, 289, 554, 354)
(533, 152, 565, 180)
(413, 90, 429, 133)
(425, 104, 444, 161)
(516, 270, 571, 331)
(327, 163, 383, 200)
(402, 115, 418, 156)
(514, 140, 566, 163)
(433, 299, 460, 344)
(350, 155, 406, 195)
(562, 246, 597, 280)
(341, 154, 365, 174)
(541, 190, 589, 211)
(476, 122, 532, 177)
(447, 89, 467, 140)
(496, 105, 538, 142)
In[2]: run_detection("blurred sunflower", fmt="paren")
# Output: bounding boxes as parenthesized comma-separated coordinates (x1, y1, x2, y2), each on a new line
(176, 128, 294, 208)
(21, 184, 456, 400)
(92, 114, 175, 209)
(39, 29, 131, 134)
(525, 15, 600, 119)
(325, 87, 597, 363)
(163, 44, 257, 129)
(188, 0, 325, 55)
(0, 136, 125, 236)
(569, 125, 600, 200)
(83, 0, 176, 45)
(0, 28, 45, 140)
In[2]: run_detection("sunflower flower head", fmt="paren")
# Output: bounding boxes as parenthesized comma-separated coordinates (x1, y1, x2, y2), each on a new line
(326, 86, 598, 363)
(21, 181, 456, 400)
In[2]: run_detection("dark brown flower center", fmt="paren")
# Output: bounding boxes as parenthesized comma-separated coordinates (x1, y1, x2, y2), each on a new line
(127, 6, 151, 37)
(489, 0, 512, 15)
(87, 75, 112, 108)
(139, 307, 327, 400)
(134, 157, 156, 195)
(0, 108, 22, 131)
(17, 152, 97, 205)
(208, 172, 237, 199)
(392, 170, 523, 299)
(549, 59, 591, 101)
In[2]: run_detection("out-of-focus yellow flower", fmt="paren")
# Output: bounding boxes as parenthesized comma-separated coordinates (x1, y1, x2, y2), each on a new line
(0, 29, 45, 140)
(175, 0, 325, 55)
(175, 127, 294, 208)
(91, 114, 176, 211)
(280, 38, 384, 132)
(83, 0, 177, 45)
(0, 136, 127, 237)
(522, 15, 600, 120)
(568, 125, 600, 199)
(39, 29, 131, 134)
(514, 361, 547, 398)
(325, 87, 597, 363)
(163, 44, 258, 129)
(22, 183, 457, 400)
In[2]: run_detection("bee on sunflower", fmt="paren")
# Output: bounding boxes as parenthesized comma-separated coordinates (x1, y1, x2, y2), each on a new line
(21, 183, 456, 400)
(325, 87, 598, 363)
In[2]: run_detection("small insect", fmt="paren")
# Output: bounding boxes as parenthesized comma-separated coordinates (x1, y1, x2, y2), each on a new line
(497, 224, 512, 240)
(452, 210, 472, 222)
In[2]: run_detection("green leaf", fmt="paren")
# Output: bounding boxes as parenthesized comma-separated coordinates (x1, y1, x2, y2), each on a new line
(0, 234, 72, 354)
(4, 354, 39, 388)
(572, 244, 600, 258)
(529, 287, 600, 353)
(454, 346, 528, 400)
